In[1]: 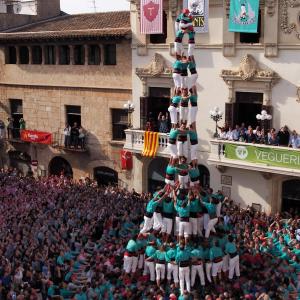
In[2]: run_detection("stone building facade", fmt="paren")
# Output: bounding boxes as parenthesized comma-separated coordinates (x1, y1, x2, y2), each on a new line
(0, 4, 133, 187)
(124, 0, 300, 213)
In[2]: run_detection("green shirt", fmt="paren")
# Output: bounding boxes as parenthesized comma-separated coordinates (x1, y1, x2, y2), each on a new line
(155, 250, 166, 261)
(188, 130, 198, 141)
(189, 168, 200, 179)
(173, 60, 182, 70)
(190, 198, 200, 213)
(225, 242, 237, 254)
(166, 164, 176, 176)
(188, 61, 196, 70)
(191, 247, 203, 260)
(209, 246, 223, 260)
(172, 95, 182, 105)
(169, 129, 179, 140)
(175, 203, 190, 217)
(126, 239, 138, 253)
(146, 198, 160, 213)
(176, 247, 191, 263)
(190, 95, 198, 103)
(165, 248, 177, 262)
(163, 199, 174, 214)
(204, 202, 216, 217)
(203, 248, 211, 261)
(145, 245, 156, 258)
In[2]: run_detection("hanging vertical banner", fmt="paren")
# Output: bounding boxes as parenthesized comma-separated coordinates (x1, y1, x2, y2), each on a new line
(229, 0, 259, 33)
(140, 0, 163, 34)
(183, 0, 209, 33)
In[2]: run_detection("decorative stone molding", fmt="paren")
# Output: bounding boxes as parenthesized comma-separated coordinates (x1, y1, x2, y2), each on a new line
(265, 0, 277, 16)
(169, 0, 179, 17)
(136, 53, 172, 78)
(279, 0, 300, 40)
(130, 0, 140, 18)
(221, 54, 280, 83)
(297, 87, 300, 103)
(224, 0, 230, 18)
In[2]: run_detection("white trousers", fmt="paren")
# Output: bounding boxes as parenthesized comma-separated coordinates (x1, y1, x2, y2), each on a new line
(179, 221, 191, 238)
(198, 216, 204, 237)
(143, 261, 155, 281)
(123, 256, 138, 274)
(177, 141, 188, 157)
(205, 217, 218, 238)
(190, 180, 199, 188)
(191, 264, 205, 286)
(188, 73, 198, 88)
(205, 262, 212, 283)
(162, 217, 173, 234)
(138, 254, 144, 270)
(172, 73, 181, 88)
(212, 261, 223, 277)
(167, 263, 179, 283)
(168, 143, 178, 158)
(181, 76, 188, 89)
(174, 216, 180, 235)
(156, 263, 166, 281)
(168, 105, 178, 125)
(188, 43, 195, 57)
(190, 143, 198, 161)
(189, 106, 198, 125)
(228, 255, 240, 279)
(216, 202, 222, 218)
(153, 212, 163, 231)
(179, 266, 191, 295)
(190, 217, 199, 236)
(179, 106, 188, 123)
(222, 254, 229, 272)
(140, 216, 153, 233)
(178, 174, 189, 189)
(174, 42, 183, 55)
(165, 178, 175, 187)
(203, 214, 210, 231)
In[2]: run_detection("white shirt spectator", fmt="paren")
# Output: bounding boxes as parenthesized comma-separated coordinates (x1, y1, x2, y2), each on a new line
(289, 134, 300, 148)
(220, 131, 227, 139)
(226, 130, 234, 141)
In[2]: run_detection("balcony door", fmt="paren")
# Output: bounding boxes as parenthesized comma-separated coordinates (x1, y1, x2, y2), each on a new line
(282, 179, 300, 214)
(140, 87, 170, 130)
(148, 157, 168, 193)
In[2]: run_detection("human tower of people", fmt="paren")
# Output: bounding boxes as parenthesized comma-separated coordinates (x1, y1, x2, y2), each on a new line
(124, 9, 240, 297)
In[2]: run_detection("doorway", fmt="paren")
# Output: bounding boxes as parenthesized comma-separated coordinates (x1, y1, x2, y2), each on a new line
(49, 156, 73, 178)
(282, 180, 300, 214)
(94, 167, 118, 186)
(235, 92, 263, 128)
(148, 157, 169, 193)
(198, 165, 210, 188)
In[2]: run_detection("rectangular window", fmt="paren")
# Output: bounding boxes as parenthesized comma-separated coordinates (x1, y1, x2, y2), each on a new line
(32, 46, 42, 64)
(74, 45, 84, 65)
(240, 10, 262, 44)
(88, 45, 100, 65)
(104, 44, 116, 65)
(20, 46, 29, 64)
(6, 46, 16, 64)
(66, 105, 81, 127)
(150, 11, 167, 44)
(9, 99, 23, 138)
(112, 109, 127, 140)
(59, 45, 70, 65)
(45, 45, 56, 65)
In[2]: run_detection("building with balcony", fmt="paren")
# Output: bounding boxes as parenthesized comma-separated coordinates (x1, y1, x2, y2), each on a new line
(0, 1, 132, 187)
(124, 0, 300, 213)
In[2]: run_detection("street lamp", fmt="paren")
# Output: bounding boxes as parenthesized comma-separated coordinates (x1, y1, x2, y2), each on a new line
(123, 101, 135, 128)
(256, 110, 272, 130)
(209, 106, 223, 138)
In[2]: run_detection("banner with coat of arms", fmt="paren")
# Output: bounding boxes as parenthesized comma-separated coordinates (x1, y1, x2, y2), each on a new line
(229, 0, 260, 33)
(183, 0, 209, 33)
(140, 0, 163, 34)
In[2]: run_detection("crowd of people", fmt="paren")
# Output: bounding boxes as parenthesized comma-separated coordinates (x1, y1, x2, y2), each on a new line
(0, 169, 298, 300)
(217, 123, 300, 149)
(63, 123, 86, 149)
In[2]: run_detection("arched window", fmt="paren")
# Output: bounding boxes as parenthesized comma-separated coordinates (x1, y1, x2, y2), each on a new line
(49, 156, 73, 178)
(282, 180, 300, 214)
(94, 167, 118, 186)
(198, 164, 210, 188)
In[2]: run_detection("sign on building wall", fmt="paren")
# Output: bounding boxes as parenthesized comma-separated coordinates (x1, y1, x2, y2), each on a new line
(21, 130, 52, 144)
(140, 0, 163, 34)
(0, 0, 37, 15)
(183, 0, 209, 33)
(228, 0, 259, 33)
(225, 143, 300, 171)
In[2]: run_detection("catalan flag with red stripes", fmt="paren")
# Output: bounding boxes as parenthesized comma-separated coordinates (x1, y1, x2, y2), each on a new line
(140, 0, 163, 34)
(142, 131, 159, 157)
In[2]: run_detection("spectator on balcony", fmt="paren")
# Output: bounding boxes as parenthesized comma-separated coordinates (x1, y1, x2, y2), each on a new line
(0, 120, 5, 139)
(219, 127, 227, 139)
(267, 128, 279, 146)
(19, 118, 26, 131)
(78, 126, 86, 149)
(71, 122, 80, 148)
(158, 112, 169, 133)
(239, 128, 247, 142)
(7, 117, 14, 139)
(63, 124, 71, 148)
(288, 130, 300, 149)
(277, 126, 290, 146)
(232, 125, 240, 141)
(256, 128, 268, 144)
(245, 128, 257, 143)
(225, 126, 234, 141)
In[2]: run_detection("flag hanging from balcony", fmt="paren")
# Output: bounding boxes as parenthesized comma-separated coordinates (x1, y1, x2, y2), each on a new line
(228, 0, 259, 33)
(140, 0, 163, 34)
(142, 131, 159, 157)
(183, 0, 209, 33)
(20, 130, 52, 145)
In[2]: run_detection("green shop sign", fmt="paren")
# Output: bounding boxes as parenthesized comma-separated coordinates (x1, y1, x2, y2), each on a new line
(225, 143, 300, 170)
